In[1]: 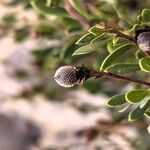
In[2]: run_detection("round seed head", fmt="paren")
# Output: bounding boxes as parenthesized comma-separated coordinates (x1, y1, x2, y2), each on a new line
(54, 66, 77, 87)
(137, 31, 150, 52)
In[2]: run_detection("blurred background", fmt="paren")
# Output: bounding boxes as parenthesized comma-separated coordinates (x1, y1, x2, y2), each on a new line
(0, 0, 150, 150)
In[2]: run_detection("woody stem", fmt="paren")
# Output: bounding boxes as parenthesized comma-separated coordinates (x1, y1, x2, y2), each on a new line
(89, 70, 150, 87)
(96, 24, 136, 43)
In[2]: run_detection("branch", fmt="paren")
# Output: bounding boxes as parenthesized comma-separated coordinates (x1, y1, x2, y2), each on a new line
(89, 69, 150, 87)
(65, 1, 92, 29)
(96, 24, 136, 43)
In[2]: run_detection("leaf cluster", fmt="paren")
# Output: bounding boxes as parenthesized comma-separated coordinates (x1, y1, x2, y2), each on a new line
(29, 0, 150, 122)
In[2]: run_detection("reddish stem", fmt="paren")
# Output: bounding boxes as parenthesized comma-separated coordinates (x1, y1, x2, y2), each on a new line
(89, 70, 150, 87)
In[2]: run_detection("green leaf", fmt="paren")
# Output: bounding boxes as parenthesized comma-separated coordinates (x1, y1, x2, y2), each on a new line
(73, 34, 113, 55)
(112, 37, 131, 46)
(105, 63, 140, 74)
(72, 43, 101, 55)
(139, 57, 150, 72)
(106, 94, 127, 107)
(132, 24, 142, 31)
(125, 89, 150, 104)
(137, 15, 143, 22)
(34, 23, 55, 34)
(144, 109, 150, 118)
(62, 17, 82, 30)
(141, 8, 150, 23)
(128, 24, 143, 34)
(91, 34, 113, 44)
(112, 37, 120, 45)
(2, 14, 17, 26)
(68, 0, 91, 19)
(88, 26, 103, 36)
(107, 40, 114, 53)
(100, 43, 136, 70)
(75, 33, 95, 45)
(60, 39, 77, 59)
(135, 50, 145, 60)
(30, 0, 68, 17)
(107, 37, 131, 53)
(128, 103, 149, 121)
(140, 98, 150, 108)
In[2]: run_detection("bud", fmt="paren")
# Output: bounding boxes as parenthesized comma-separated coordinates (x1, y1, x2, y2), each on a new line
(136, 31, 150, 52)
(54, 66, 78, 87)
(54, 65, 90, 88)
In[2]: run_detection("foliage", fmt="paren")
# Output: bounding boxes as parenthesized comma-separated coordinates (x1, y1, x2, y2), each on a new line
(28, 0, 150, 127)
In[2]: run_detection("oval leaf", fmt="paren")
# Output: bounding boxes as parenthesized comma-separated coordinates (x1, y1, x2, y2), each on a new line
(135, 50, 145, 60)
(91, 34, 113, 44)
(107, 37, 130, 53)
(107, 40, 114, 53)
(137, 15, 143, 22)
(140, 98, 150, 108)
(88, 26, 103, 36)
(30, 0, 68, 17)
(106, 94, 127, 107)
(125, 89, 150, 104)
(100, 43, 136, 70)
(62, 17, 82, 29)
(75, 33, 95, 45)
(73, 43, 100, 55)
(113, 37, 131, 46)
(128, 24, 143, 34)
(73, 34, 113, 55)
(128, 103, 149, 121)
(144, 109, 150, 118)
(69, 0, 91, 19)
(105, 63, 140, 74)
(139, 57, 150, 72)
(141, 8, 150, 23)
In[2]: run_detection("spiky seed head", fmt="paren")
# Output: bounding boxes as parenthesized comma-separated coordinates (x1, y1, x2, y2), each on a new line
(137, 31, 150, 52)
(54, 66, 78, 87)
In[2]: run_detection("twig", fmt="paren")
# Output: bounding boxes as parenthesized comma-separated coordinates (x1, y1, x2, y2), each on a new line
(103, 72, 150, 87)
(88, 69, 150, 87)
(96, 24, 136, 43)
(65, 1, 92, 29)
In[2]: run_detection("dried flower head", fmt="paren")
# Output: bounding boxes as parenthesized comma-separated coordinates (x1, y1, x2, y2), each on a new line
(136, 30, 150, 52)
(54, 65, 90, 87)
